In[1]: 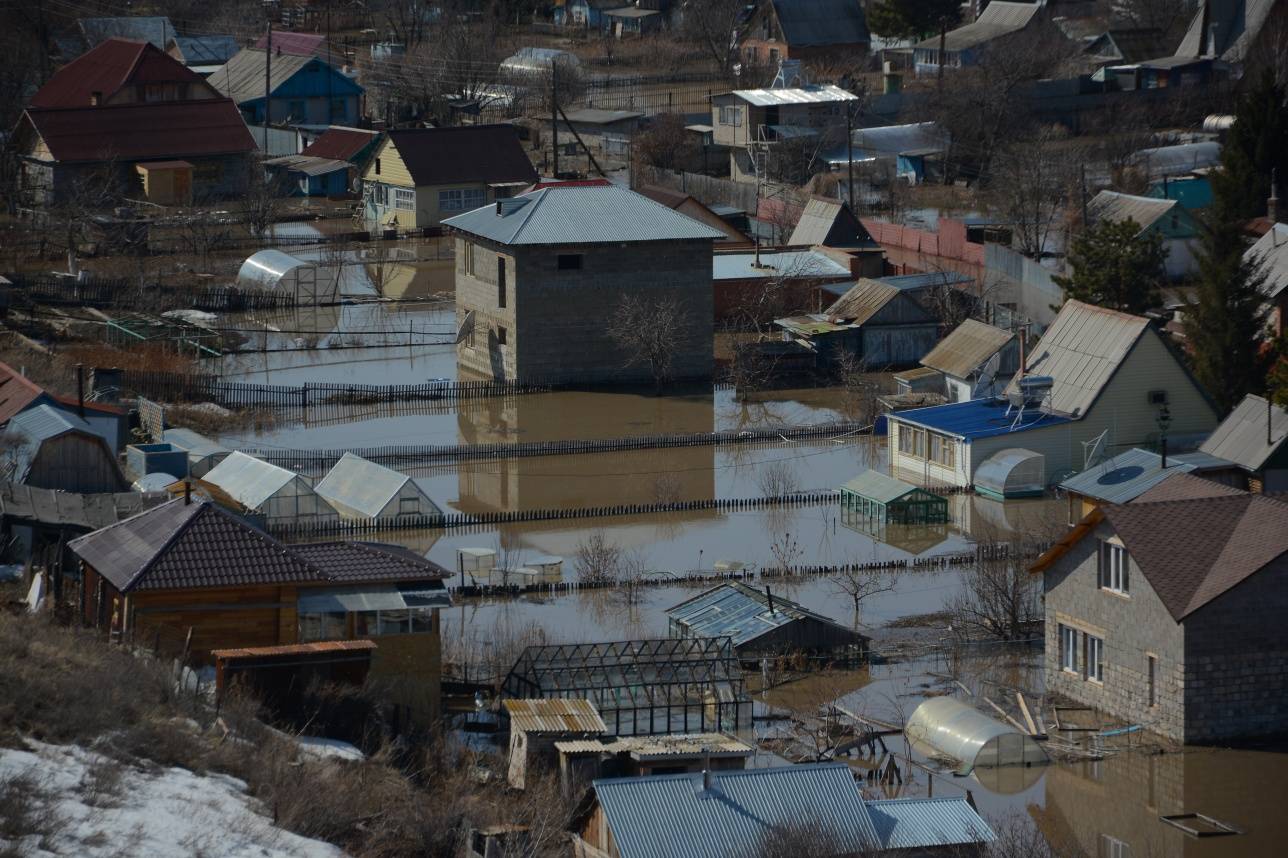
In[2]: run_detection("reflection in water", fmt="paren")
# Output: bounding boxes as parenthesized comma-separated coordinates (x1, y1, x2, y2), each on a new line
(1035, 746, 1288, 857)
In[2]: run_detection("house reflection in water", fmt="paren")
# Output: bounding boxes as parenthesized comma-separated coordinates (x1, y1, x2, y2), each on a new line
(839, 507, 950, 555)
(1034, 748, 1288, 857)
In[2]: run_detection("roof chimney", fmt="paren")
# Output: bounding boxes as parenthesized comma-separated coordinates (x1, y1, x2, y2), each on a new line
(184, 480, 192, 505)
(1270, 168, 1280, 224)
(765, 585, 774, 615)
(701, 747, 713, 793)
(496, 199, 503, 215)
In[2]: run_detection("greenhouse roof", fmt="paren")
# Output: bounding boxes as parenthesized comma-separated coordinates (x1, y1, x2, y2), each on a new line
(905, 697, 1047, 774)
(840, 470, 935, 505)
(202, 451, 303, 510)
(666, 581, 861, 648)
(314, 452, 437, 518)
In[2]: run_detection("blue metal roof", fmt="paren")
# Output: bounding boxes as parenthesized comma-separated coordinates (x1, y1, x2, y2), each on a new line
(889, 397, 1073, 441)
(1058, 447, 1233, 504)
(867, 797, 997, 849)
(591, 763, 880, 858)
(666, 581, 851, 647)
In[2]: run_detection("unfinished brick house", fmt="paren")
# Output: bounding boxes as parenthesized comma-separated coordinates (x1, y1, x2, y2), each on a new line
(1032, 486, 1288, 743)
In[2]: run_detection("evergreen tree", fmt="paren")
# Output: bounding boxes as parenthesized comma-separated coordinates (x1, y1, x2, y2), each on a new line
(1209, 70, 1288, 223)
(1053, 218, 1167, 314)
(1182, 217, 1272, 413)
(867, 0, 961, 40)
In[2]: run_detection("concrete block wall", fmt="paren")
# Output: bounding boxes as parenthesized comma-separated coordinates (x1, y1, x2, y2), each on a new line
(1043, 522, 1186, 741)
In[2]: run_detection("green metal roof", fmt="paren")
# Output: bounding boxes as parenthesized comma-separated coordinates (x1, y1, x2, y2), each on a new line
(840, 470, 929, 504)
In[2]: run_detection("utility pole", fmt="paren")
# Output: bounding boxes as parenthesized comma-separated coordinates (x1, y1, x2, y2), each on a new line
(846, 102, 855, 214)
(551, 61, 560, 178)
(264, 18, 273, 151)
(326, 0, 333, 125)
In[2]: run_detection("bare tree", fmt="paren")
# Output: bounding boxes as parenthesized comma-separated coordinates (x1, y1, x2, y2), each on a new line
(631, 113, 700, 172)
(494, 528, 523, 589)
(573, 531, 622, 585)
(679, 0, 746, 80)
(606, 293, 685, 392)
(830, 567, 895, 630)
(756, 459, 800, 498)
(236, 157, 290, 240)
(766, 530, 802, 575)
(1112, 0, 1193, 38)
(986, 125, 1080, 259)
(947, 537, 1043, 641)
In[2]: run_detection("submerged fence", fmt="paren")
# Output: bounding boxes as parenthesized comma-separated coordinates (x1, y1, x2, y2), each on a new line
(5, 273, 296, 313)
(249, 421, 869, 473)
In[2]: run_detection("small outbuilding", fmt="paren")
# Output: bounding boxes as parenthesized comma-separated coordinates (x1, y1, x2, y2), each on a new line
(919, 319, 1018, 402)
(666, 581, 868, 664)
(201, 451, 338, 527)
(4, 405, 128, 493)
(314, 452, 440, 523)
(840, 470, 948, 525)
(505, 698, 608, 790)
(905, 697, 1048, 775)
(236, 249, 340, 304)
(161, 428, 230, 478)
(777, 278, 940, 369)
(973, 448, 1046, 500)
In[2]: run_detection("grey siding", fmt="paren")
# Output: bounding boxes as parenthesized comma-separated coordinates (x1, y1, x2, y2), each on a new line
(25, 435, 127, 494)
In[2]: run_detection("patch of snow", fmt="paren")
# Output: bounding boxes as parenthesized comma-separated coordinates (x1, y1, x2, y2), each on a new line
(292, 736, 365, 762)
(0, 742, 346, 858)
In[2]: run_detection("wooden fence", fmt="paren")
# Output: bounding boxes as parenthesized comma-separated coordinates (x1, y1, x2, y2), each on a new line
(5, 273, 295, 313)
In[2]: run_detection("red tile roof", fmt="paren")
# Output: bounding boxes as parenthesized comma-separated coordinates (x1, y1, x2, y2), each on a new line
(0, 362, 48, 423)
(23, 99, 256, 163)
(386, 125, 537, 187)
(301, 127, 380, 161)
(31, 38, 206, 109)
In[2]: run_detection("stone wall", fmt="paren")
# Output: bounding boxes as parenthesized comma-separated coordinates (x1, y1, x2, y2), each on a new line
(1042, 521, 1186, 741)
(455, 236, 715, 385)
(1181, 555, 1288, 742)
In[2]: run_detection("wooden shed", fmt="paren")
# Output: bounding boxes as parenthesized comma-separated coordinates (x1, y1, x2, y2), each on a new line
(4, 404, 128, 493)
(776, 278, 939, 369)
(505, 698, 608, 790)
(840, 470, 948, 525)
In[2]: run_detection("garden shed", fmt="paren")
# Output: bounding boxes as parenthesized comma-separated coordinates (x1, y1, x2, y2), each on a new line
(973, 448, 1045, 499)
(201, 451, 337, 527)
(236, 249, 339, 304)
(4, 405, 128, 494)
(840, 470, 948, 525)
(502, 637, 750, 737)
(905, 698, 1047, 775)
(314, 453, 440, 523)
(666, 581, 868, 664)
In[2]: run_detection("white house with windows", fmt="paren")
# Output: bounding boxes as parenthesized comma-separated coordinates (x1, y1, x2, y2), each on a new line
(887, 301, 1219, 488)
(361, 125, 537, 229)
(1032, 485, 1288, 743)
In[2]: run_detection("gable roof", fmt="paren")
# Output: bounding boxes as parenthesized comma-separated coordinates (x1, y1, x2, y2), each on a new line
(23, 99, 255, 163)
(921, 319, 1014, 379)
(8, 403, 94, 441)
(824, 278, 932, 325)
(1086, 28, 1171, 64)
(867, 797, 997, 850)
(77, 17, 174, 51)
(504, 698, 608, 734)
(444, 184, 725, 246)
(666, 581, 863, 648)
(1002, 300, 1151, 418)
(383, 125, 537, 188)
(1101, 493, 1288, 619)
(289, 541, 449, 582)
(314, 452, 436, 519)
(915, 1, 1043, 52)
(210, 49, 318, 105)
(589, 763, 879, 857)
(302, 127, 380, 161)
(254, 30, 346, 59)
(1133, 471, 1248, 503)
(1248, 223, 1288, 300)
(769, 0, 870, 47)
(0, 362, 50, 423)
(1058, 448, 1236, 504)
(1198, 393, 1288, 471)
(1087, 190, 1182, 233)
(1176, 0, 1281, 61)
(32, 38, 205, 109)
(789, 197, 875, 248)
(202, 451, 305, 510)
(169, 35, 241, 67)
(841, 470, 929, 504)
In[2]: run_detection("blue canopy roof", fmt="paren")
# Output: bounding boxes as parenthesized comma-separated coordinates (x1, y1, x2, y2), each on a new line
(890, 397, 1073, 441)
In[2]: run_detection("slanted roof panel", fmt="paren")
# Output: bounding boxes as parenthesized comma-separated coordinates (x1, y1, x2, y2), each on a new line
(201, 451, 301, 509)
(841, 470, 922, 504)
(1059, 447, 1233, 504)
(1086, 190, 1178, 232)
(920, 319, 1014, 378)
(914, 1, 1042, 51)
(504, 698, 608, 734)
(1248, 223, 1288, 300)
(384, 125, 536, 187)
(770, 0, 870, 47)
(1199, 393, 1288, 470)
(868, 797, 997, 849)
(729, 84, 858, 107)
(314, 452, 437, 518)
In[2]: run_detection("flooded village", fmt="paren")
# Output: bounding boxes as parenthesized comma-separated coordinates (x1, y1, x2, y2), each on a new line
(1, 1, 1288, 856)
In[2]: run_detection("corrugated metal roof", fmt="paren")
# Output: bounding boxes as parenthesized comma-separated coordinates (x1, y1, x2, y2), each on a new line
(444, 185, 725, 246)
(314, 453, 439, 519)
(1059, 447, 1234, 503)
(1130, 141, 1220, 176)
(8, 403, 92, 442)
(713, 250, 850, 280)
(202, 451, 303, 510)
(878, 272, 973, 291)
(921, 319, 1015, 379)
(890, 396, 1073, 440)
(840, 470, 925, 504)
(868, 797, 997, 849)
(210, 48, 314, 105)
(170, 35, 240, 66)
(0, 361, 48, 423)
(788, 197, 875, 248)
(1086, 190, 1178, 232)
(824, 279, 900, 324)
(1176, 0, 1279, 62)
(915, 1, 1042, 52)
(728, 84, 858, 107)
(1249, 223, 1288, 299)
(852, 122, 947, 156)
(556, 733, 752, 759)
(1199, 393, 1288, 471)
(265, 154, 350, 176)
(24, 99, 256, 163)
(770, 0, 870, 47)
(666, 581, 856, 648)
(503, 698, 608, 734)
(590, 763, 879, 858)
(1001, 300, 1150, 418)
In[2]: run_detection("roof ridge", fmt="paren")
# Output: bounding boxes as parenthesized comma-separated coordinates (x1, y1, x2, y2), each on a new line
(118, 498, 207, 591)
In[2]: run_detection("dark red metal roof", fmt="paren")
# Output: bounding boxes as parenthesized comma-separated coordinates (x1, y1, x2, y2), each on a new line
(0, 362, 48, 423)
(301, 127, 379, 161)
(31, 38, 207, 109)
(24, 99, 256, 163)
(253, 31, 342, 58)
(385, 125, 537, 187)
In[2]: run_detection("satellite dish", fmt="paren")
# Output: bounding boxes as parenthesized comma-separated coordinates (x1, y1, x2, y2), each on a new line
(454, 310, 475, 345)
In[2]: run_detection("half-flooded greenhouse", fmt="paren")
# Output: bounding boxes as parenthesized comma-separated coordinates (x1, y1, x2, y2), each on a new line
(905, 697, 1048, 774)
(973, 448, 1046, 499)
(840, 470, 949, 525)
(237, 249, 340, 304)
(502, 637, 750, 736)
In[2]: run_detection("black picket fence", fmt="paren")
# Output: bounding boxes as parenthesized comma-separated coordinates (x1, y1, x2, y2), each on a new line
(249, 421, 870, 473)
(5, 272, 294, 314)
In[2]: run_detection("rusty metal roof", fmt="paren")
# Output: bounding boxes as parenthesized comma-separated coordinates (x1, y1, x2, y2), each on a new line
(212, 640, 377, 661)
(824, 278, 901, 324)
(920, 319, 1015, 379)
(503, 698, 608, 734)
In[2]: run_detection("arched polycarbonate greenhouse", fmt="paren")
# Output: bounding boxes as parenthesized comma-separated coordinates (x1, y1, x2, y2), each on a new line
(236, 250, 339, 305)
(973, 448, 1046, 499)
(906, 697, 1048, 775)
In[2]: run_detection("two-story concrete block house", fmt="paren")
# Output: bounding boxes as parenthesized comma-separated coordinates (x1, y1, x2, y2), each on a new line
(887, 300, 1219, 488)
(443, 183, 724, 384)
(1032, 488, 1288, 743)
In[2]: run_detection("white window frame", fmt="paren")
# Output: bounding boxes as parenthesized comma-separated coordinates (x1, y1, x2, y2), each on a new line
(1059, 624, 1078, 674)
(1086, 634, 1105, 683)
(1100, 834, 1129, 858)
(394, 187, 416, 211)
(1099, 541, 1129, 594)
(720, 105, 742, 127)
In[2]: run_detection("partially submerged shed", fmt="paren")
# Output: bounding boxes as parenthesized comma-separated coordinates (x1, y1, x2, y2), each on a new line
(314, 453, 440, 523)
(236, 249, 340, 304)
(840, 470, 948, 525)
(905, 697, 1047, 775)
(666, 581, 868, 664)
(777, 278, 940, 369)
(201, 451, 337, 527)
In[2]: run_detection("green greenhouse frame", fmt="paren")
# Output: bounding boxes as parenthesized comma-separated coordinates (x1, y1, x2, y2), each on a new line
(839, 470, 949, 525)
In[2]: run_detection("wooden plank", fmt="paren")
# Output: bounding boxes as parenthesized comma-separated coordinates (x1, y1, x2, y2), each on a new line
(1017, 692, 1039, 736)
(983, 696, 1029, 733)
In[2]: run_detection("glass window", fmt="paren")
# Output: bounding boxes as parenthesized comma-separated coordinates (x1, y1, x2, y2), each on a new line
(498, 256, 507, 308)
(299, 611, 347, 642)
(1060, 624, 1078, 673)
(378, 609, 411, 636)
(1086, 634, 1105, 683)
(439, 189, 464, 211)
(464, 241, 475, 276)
(1100, 835, 1129, 858)
(462, 188, 484, 209)
(394, 188, 416, 211)
(557, 254, 583, 270)
(411, 608, 434, 633)
(497, 326, 508, 346)
(354, 610, 377, 637)
(398, 496, 419, 515)
(1099, 542, 1129, 594)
